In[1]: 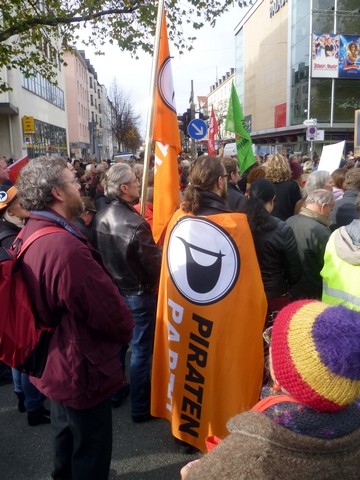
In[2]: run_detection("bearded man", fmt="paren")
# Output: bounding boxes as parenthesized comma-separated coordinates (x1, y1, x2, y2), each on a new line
(16, 156, 134, 480)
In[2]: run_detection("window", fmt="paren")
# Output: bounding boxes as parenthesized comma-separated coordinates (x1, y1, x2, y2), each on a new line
(313, 0, 334, 8)
(21, 73, 64, 109)
(310, 78, 331, 123)
(333, 79, 360, 123)
(312, 12, 334, 32)
(337, 0, 358, 9)
(27, 120, 67, 159)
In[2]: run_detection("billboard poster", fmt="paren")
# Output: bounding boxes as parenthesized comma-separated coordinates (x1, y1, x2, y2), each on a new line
(339, 35, 360, 79)
(312, 34, 339, 78)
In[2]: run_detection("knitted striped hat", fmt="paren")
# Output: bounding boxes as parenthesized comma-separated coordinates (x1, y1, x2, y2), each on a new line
(271, 300, 360, 412)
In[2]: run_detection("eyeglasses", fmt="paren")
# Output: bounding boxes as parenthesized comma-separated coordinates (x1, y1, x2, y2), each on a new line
(262, 326, 273, 345)
(220, 174, 229, 179)
(121, 178, 139, 187)
(58, 178, 80, 186)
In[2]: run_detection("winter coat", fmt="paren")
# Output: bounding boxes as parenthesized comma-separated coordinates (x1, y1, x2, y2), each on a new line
(271, 180, 302, 221)
(21, 211, 134, 409)
(91, 197, 161, 295)
(226, 183, 248, 213)
(186, 411, 360, 480)
(252, 217, 302, 299)
(330, 189, 360, 230)
(286, 208, 331, 299)
(0, 218, 20, 247)
(321, 219, 360, 311)
(192, 191, 232, 216)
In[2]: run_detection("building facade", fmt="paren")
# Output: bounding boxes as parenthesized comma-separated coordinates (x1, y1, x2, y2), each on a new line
(208, 68, 235, 140)
(0, 59, 68, 160)
(235, 0, 360, 156)
(100, 85, 116, 161)
(63, 49, 90, 160)
(79, 51, 104, 162)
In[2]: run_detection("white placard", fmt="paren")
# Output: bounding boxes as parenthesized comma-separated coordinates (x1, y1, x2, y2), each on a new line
(318, 141, 345, 173)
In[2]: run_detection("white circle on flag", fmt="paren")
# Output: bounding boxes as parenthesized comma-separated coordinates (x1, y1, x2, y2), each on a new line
(167, 217, 240, 305)
(158, 56, 176, 113)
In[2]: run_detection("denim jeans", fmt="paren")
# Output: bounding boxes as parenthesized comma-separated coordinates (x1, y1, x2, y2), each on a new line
(12, 368, 43, 412)
(122, 292, 156, 417)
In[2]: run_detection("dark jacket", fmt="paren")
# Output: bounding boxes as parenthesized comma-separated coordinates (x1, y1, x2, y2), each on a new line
(21, 211, 134, 409)
(194, 191, 232, 216)
(73, 217, 90, 239)
(252, 217, 302, 299)
(94, 184, 107, 212)
(330, 189, 360, 231)
(271, 180, 302, 221)
(226, 183, 248, 213)
(0, 218, 20, 247)
(91, 197, 161, 295)
(286, 208, 331, 299)
(186, 411, 360, 480)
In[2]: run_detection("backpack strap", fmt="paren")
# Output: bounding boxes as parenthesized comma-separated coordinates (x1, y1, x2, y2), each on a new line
(252, 395, 300, 413)
(16, 226, 65, 258)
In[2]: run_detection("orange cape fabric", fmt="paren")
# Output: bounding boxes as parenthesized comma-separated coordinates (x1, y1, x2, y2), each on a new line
(151, 208, 267, 452)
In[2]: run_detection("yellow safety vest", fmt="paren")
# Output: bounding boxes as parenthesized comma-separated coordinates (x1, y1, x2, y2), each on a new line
(321, 231, 360, 311)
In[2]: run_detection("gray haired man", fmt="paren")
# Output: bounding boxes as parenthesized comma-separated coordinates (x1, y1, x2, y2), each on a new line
(16, 156, 134, 480)
(91, 163, 162, 422)
(286, 189, 335, 299)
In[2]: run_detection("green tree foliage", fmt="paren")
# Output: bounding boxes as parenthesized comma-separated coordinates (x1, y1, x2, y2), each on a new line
(0, 0, 252, 92)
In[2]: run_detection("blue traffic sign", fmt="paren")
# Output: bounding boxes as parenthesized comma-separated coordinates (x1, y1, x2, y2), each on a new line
(187, 118, 207, 140)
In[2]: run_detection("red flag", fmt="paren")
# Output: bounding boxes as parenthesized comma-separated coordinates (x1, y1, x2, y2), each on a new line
(9, 155, 29, 183)
(152, 11, 181, 244)
(208, 105, 218, 157)
(8, 155, 29, 184)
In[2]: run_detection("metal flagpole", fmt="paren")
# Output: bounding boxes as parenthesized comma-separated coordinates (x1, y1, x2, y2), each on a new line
(140, 0, 165, 218)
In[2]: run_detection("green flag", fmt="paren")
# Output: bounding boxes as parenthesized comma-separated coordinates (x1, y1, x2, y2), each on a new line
(225, 82, 256, 173)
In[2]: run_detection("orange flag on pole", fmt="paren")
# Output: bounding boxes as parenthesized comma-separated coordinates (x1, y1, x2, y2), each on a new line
(208, 105, 218, 157)
(152, 11, 181, 244)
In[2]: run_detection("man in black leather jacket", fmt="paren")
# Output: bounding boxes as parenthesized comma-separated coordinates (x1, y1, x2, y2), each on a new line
(91, 163, 161, 422)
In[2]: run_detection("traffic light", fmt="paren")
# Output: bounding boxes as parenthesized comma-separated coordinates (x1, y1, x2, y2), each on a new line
(199, 112, 209, 121)
(178, 109, 192, 137)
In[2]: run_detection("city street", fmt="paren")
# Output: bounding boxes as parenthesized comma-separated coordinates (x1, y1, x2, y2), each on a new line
(0, 382, 200, 479)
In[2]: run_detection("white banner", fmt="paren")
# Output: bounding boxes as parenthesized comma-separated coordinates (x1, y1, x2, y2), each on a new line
(318, 141, 345, 173)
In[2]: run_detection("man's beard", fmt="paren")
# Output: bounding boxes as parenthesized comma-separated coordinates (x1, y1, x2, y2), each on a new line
(68, 196, 85, 221)
(221, 182, 228, 200)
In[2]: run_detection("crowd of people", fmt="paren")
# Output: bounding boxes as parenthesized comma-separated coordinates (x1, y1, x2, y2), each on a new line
(0, 149, 359, 479)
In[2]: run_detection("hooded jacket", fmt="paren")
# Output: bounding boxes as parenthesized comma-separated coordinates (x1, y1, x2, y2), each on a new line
(330, 189, 360, 230)
(321, 219, 360, 310)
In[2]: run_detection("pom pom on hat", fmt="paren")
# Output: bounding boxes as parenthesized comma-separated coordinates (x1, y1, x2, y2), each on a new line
(271, 300, 360, 412)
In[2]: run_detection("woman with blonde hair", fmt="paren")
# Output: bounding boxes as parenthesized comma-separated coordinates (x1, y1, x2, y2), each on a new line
(265, 154, 301, 220)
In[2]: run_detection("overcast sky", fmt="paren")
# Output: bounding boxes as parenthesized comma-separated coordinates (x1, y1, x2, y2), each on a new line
(79, 5, 247, 134)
